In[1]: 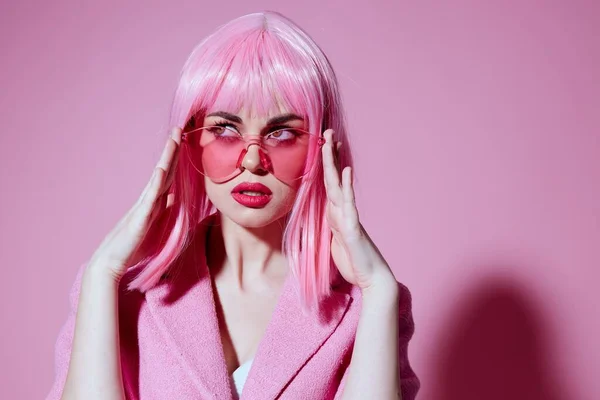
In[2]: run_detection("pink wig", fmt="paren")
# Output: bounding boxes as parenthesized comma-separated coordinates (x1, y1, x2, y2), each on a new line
(127, 11, 353, 308)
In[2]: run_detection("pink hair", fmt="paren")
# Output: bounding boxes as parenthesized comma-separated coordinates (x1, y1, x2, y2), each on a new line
(127, 11, 353, 308)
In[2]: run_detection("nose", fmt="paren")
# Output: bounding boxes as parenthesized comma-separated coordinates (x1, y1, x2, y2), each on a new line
(241, 143, 268, 174)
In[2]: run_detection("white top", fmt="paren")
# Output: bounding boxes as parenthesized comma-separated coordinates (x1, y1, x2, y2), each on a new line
(230, 358, 254, 399)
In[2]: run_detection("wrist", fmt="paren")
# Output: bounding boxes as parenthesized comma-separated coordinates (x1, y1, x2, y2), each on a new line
(361, 268, 399, 305)
(84, 261, 125, 286)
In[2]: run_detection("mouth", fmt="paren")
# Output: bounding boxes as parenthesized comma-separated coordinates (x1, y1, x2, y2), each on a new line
(231, 182, 273, 208)
(237, 190, 267, 196)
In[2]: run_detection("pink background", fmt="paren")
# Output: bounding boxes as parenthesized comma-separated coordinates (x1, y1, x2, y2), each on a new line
(1, 1, 598, 399)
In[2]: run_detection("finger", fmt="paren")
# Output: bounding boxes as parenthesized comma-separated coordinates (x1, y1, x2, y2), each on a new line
(136, 131, 177, 204)
(157, 133, 178, 172)
(106, 129, 177, 249)
(135, 167, 166, 227)
(333, 141, 342, 173)
(125, 128, 180, 232)
(322, 129, 343, 204)
(111, 169, 162, 249)
(341, 166, 361, 233)
(170, 126, 182, 146)
(153, 128, 181, 197)
(136, 168, 159, 209)
(342, 166, 356, 205)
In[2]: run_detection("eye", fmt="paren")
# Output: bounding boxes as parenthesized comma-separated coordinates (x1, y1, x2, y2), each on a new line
(206, 122, 240, 137)
(266, 128, 298, 141)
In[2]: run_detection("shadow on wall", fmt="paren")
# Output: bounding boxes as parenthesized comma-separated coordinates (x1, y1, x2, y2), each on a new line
(430, 275, 572, 400)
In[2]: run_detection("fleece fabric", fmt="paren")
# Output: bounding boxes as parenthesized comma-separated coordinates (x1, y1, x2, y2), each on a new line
(46, 218, 420, 399)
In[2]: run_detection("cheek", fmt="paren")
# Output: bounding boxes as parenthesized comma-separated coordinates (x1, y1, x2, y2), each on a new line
(204, 178, 229, 204)
(270, 182, 299, 211)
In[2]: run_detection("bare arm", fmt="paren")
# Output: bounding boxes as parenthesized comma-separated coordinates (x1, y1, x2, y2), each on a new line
(49, 127, 182, 400)
(340, 277, 401, 400)
(335, 279, 420, 400)
(61, 266, 126, 399)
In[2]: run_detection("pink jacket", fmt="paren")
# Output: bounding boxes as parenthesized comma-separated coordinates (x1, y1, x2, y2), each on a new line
(46, 223, 420, 399)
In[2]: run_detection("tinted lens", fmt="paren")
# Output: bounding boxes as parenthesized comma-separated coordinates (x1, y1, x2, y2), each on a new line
(184, 127, 245, 182)
(260, 128, 321, 181)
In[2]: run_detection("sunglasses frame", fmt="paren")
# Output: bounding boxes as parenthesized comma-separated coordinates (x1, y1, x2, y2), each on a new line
(181, 125, 326, 183)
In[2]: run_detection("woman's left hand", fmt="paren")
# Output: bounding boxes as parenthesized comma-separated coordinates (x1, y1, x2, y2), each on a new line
(322, 129, 398, 293)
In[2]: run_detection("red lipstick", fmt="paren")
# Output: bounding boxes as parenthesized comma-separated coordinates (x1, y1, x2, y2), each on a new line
(231, 182, 273, 208)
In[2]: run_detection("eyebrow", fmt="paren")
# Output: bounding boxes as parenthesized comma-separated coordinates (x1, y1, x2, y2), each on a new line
(205, 111, 303, 125)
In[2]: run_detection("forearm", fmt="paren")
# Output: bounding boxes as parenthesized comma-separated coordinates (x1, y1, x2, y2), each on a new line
(61, 264, 126, 400)
(341, 275, 400, 400)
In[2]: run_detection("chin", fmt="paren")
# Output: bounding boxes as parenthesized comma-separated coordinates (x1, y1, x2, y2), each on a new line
(218, 202, 292, 229)
(228, 211, 285, 229)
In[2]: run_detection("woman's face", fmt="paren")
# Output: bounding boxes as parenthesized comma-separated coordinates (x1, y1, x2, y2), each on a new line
(201, 106, 307, 228)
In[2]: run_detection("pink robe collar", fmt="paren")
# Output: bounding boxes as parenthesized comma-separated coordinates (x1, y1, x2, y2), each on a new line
(143, 217, 352, 399)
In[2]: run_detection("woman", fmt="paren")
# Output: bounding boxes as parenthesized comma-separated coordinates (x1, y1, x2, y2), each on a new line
(47, 11, 420, 400)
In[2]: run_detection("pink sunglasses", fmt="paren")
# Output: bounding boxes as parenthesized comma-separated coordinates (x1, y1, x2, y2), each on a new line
(181, 124, 325, 183)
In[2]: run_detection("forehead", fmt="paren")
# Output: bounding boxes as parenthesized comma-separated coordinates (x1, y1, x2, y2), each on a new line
(202, 71, 307, 121)
(204, 107, 302, 122)
(201, 85, 307, 123)
(206, 95, 298, 119)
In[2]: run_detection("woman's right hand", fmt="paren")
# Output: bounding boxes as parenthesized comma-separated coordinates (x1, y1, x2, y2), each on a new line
(57, 129, 183, 400)
(87, 127, 183, 281)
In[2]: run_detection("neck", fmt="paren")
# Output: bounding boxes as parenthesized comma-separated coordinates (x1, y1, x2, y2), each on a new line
(207, 212, 288, 288)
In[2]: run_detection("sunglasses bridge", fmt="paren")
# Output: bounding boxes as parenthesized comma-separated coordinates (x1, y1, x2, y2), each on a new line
(235, 136, 273, 172)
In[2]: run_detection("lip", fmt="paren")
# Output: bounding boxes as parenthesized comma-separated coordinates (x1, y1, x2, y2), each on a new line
(231, 182, 273, 195)
(231, 182, 273, 208)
